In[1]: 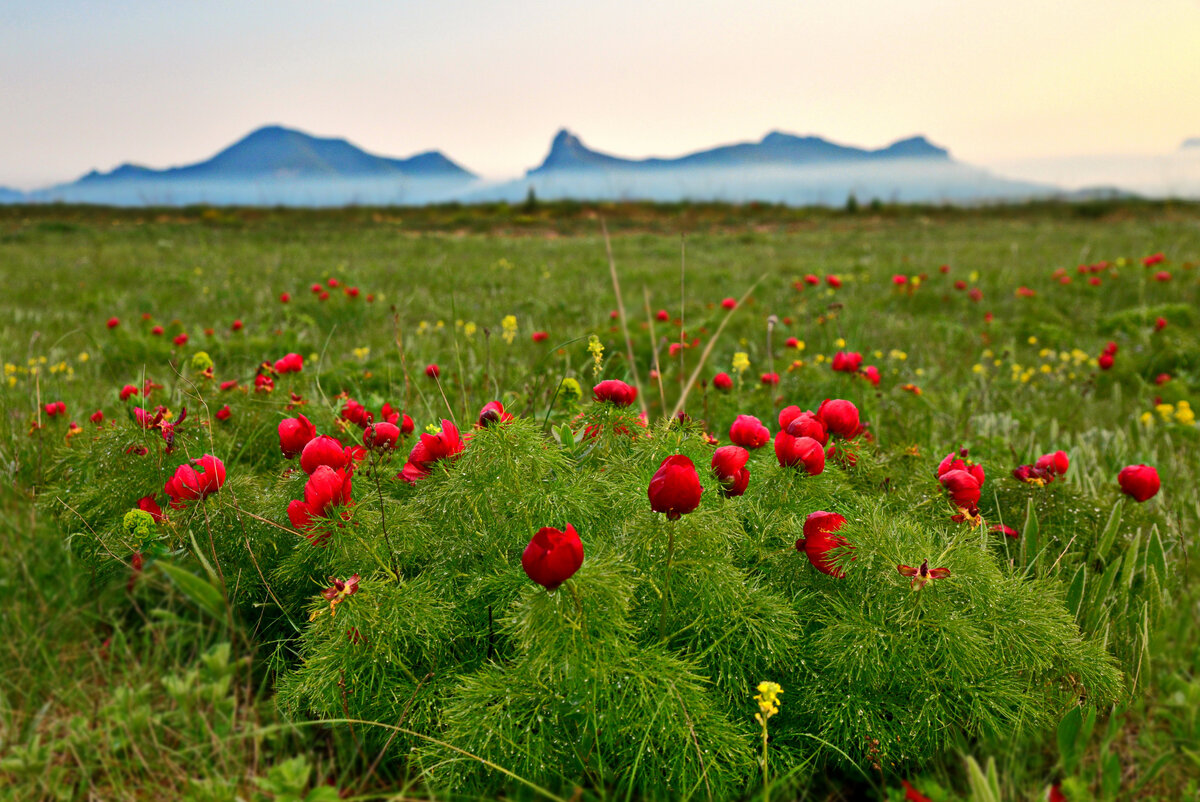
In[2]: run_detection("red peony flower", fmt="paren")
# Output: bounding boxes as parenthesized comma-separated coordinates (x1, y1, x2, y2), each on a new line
(232, 319, 243, 331)
(219, 380, 238, 391)
(137, 494, 165, 522)
(1117, 464, 1160, 502)
(151, 325, 164, 336)
(720, 297, 737, 310)
(831, 351, 863, 373)
(939, 469, 981, 508)
(648, 455, 704, 520)
(796, 510, 848, 577)
(288, 465, 353, 543)
(1098, 353, 1114, 371)
(817, 398, 861, 440)
(760, 372, 780, 386)
(279, 292, 290, 303)
(861, 365, 880, 386)
(363, 422, 401, 450)
(729, 414, 770, 449)
(711, 445, 751, 497)
(898, 559, 951, 590)
(399, 420, 465, 483)
(107, 317, 120, 329)
(826, 275, 842, 288)
(901, 782, 932, 802)
(44, 401, 67, 417)
(90, 409, 104, 425)
(774, 432, 825, 475)
(119, 384, 139, 401)
(657, 309, 670, 321)
(592, 379, 638, 407)
(712, 372, 733, 391)
(424, 363, 440, 379)
(1155, 316, 1167, 331)
(477, 400, 514, 427)
(1035, 450, 1069, 477)
(173, 333, 188, 347)
(341, 399, 373, 428)
(273, 352, 304, 374)
(522, 524, 585, 590)
(937, 449, 985, 486)
(164, 455, 226, 508)
(532, 331, 549, 342)
(892, 274, 908, 286)
(784, 410, 828, 444)
(300, 435, 349, 475)
(1142, 252, 1165, 267)
(277, 414, 317, 458)
(215, 405, 231, 421)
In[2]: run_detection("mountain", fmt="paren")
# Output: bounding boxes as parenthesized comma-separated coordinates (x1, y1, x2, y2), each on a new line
(527, 129, 950, 175)
(33, 125, 478, 206)
(0, 186, 25, 203)
(1182, 138, 1200, 150)
(460, 128, 1051, 206)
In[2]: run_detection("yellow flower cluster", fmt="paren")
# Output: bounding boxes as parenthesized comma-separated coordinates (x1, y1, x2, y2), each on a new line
(1147, 401, 1195, 426)
(353, 346, 370, 361)
(502, 315, 518, 344)
(753, 681, 782, 725)
(587, 335, 605, 376)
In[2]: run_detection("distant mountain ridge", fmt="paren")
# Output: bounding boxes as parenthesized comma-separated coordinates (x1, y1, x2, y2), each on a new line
(528, 129, 949, 175)
(75, 125, 475, 183)
(1183, 138, 1200, 150)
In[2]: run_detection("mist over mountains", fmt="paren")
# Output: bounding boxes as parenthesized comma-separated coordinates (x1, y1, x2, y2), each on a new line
(3, 124, 1195, 207)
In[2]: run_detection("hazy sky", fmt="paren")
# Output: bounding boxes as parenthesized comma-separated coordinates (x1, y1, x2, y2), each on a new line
(3, 0, 1199, 188)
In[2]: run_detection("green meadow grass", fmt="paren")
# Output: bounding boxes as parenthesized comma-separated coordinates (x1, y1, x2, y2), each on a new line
(1, 202, 1198, 800)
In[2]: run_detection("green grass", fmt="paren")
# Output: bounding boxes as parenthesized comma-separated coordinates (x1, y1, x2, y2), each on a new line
(1, 201, 1198, 801)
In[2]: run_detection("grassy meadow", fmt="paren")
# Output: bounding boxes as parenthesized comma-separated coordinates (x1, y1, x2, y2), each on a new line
(1, 201, 1199, 801)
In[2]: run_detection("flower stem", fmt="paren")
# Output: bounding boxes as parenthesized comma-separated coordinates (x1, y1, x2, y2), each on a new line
(658, 522, 677, 641)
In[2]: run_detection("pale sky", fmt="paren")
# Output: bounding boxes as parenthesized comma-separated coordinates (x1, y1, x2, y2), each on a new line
(3, 0, 1199, 189)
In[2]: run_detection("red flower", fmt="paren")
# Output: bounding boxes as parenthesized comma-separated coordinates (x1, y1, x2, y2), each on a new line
(478, 400, 514, 427)
(648, 455, 704, 520)
(380, 403, 414, 435)
(898, 559, 951, 590)
(1142, 252, 1165, 266)
(1098, 353, 1114, 371)
(1155, 316, 1168, 331)
(861, 365, 880, 386)
(220, 380, 238, 391)
(289, 466, 353, 543)
(711, 445, 750, 497)
(937, 450, 985, 486)
(796, 510, 848, 577)
(1048, 783, 1068, 802)
(425, 364, 440, 379)
(255, 373, 275, 393)
(901, 781, 933, 802)
(106, 317, 120, 329)
(363, 422, 401, 450)
(522, 524, 585, 590)
(592, 379, 638, 407)
(817, 398, 861, 440)
(89, 409, 104, 425)
(310, 283, 322, 294)
(279, 292, 290, 303)
(345, 286, 360, 298)
(300, 435, 349, 475)
(939, 469, 981, 508)
(1117, 464, 1160, 502)
(232, 319, 243, 331)
(1154, 270, 1171, 282)
(784, 410, 828, 444)
(720, 297, 737, 309)
(119, 384, 139, 401)
(826, 275, 842, 288)
(151, 325, 164, 336)
(989, 523, 1019, 539)
(399, 420, 465, 483)
(164, 455, 226, 508)
(532, 331, 549, 342)
(278, 414, 317, 458)
(831, 351, 862, 373)
(173, 333, 188, 347)
(137, 494, 165, 522)
(1035, 450, 1069, 477)
(969, 287, 984, 302)
(892, 274, 908, 285)
(341, 399, 373, 428)
(1155, 372, 1171, 385)
(273, 352, 304, 374)
(712, 372, 733, 391)
(774, 432, 825, 475)
(215, 405, 231, 421)
(656, 309, 670, 321)
(320, 574, 360, 615)
(760, 372, 780, 386)
(44, 401, 67, 417)
(729, 414, 770, 449)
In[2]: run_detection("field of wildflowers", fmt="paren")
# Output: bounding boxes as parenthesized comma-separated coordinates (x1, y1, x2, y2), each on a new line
(1, 202, 1198, 800)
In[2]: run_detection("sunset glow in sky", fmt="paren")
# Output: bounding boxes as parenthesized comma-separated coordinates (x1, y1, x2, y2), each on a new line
(3, 0, 1199, 188)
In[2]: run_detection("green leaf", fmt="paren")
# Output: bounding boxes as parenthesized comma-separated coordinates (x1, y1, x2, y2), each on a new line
(1093, 502, 1123, 560)
(1146, 524, 1167, 581)
(1066, 565, 1087, 621)
(1021, 497, 1040, 573)
(1058, 706, 1083, 773)
(157, 561, 227, 620)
